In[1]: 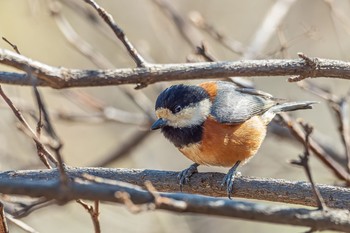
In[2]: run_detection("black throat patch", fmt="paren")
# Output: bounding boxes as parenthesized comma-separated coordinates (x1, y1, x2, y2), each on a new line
(161, 124, 203, 148)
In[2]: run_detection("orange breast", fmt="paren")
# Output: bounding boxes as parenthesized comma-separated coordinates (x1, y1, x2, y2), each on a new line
(179, 116, 267, 167)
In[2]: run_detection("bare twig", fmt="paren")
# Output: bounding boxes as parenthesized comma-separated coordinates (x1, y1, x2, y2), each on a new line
(299, 81, 350, 172)
(115, 192, 146, 213)
(278, 113, 350, 183)
(83, 0, 147, 67)
(194, 42, 216, 62)
(0, 202, 8, 233)
(290, 123, 326, 210)
(5, 39, 44, 140)
(35, 86, 68, 185)
(76, 200, 101, 233)
(5, 213, 38, 233)
(288, 53, 320, 82)
(10, 198, 54, 218)
(2, 37, 20, 54)
(0, 85, 57, 166)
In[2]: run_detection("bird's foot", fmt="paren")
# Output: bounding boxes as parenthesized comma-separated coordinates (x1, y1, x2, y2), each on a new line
(178, 163, 199, 191)
(221, 161, 241, 199)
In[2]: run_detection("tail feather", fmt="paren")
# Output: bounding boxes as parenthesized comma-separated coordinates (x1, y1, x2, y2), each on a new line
(261, 101, 318, 124)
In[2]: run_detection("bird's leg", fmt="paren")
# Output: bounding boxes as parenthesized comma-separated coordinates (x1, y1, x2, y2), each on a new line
(221, 161, 241, 199)
(178, 163, 199, 191)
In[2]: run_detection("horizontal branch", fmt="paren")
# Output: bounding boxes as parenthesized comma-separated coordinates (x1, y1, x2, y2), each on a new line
(1, 167, 349, 209)
(1, 167, 350, 231)
(0, 49, 350, 89)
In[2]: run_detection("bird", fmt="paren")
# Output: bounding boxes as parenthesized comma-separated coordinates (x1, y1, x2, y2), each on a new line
(151, 81, 316, 198)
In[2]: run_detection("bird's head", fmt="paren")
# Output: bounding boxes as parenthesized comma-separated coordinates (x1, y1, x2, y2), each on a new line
(151, 84, 211, 130)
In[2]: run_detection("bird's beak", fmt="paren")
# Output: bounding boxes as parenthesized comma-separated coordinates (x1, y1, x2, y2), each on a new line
(151, 118, 167, 130)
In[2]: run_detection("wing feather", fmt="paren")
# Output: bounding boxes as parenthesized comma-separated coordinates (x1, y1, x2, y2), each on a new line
(210, 82, 276, 124)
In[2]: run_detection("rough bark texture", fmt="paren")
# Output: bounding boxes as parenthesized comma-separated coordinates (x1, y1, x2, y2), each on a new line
(1, 49, 350, 89)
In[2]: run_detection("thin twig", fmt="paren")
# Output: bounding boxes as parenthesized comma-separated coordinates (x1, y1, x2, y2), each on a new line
(298, 80, 350, 172)
(0, 85, 57, 167)
(83, 0, 147, 67)
(5, 213, 39, 233)
(76, 200, 101, 233)
(288, 53, 320, 82)
(0, 202, 8, 233)
(2, 37, 20, 54)
(10, 198, 54, 218)
(278, 113, 350, 183)
(32, 84, 67, 185)
(290, 123, 326, 210)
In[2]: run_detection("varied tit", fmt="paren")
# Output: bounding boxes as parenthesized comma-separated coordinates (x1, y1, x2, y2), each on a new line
(151, 81, 316, 198)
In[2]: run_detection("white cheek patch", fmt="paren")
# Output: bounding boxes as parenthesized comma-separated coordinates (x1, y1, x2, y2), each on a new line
(167, 99, 211, 128)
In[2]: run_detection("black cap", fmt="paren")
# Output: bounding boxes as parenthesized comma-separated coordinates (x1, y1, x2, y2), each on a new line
(155, 84, 209, 113)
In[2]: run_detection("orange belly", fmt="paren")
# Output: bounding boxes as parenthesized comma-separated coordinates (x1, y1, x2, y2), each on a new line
(179, 116, 267, 167)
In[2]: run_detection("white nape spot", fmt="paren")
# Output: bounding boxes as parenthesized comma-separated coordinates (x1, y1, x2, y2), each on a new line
(167, 98, 211, 128)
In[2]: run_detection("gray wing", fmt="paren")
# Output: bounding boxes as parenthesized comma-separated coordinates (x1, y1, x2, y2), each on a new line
(210, 82, 276, 124)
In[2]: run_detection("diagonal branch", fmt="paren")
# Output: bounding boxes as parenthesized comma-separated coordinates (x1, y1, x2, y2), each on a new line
(278, 113, 350, 183)
(83, 0, 147, 67)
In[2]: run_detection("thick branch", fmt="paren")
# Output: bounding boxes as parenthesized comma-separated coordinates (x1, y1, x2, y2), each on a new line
(0, 167, 349, 209)
(1, 49, 350, 89)
(0, 167, 350, 232)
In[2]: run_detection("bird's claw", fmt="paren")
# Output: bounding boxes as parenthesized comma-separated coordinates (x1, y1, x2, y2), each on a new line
(178, 163, 199, 191)
(221, 161, 241, 199)
(221, 173, 235, 199)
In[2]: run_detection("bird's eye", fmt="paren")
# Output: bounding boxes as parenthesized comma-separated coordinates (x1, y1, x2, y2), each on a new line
(174, 105, 182, 113)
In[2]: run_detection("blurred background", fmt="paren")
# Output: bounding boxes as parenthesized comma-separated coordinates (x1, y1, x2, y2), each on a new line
(1, 0, 350, 232)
